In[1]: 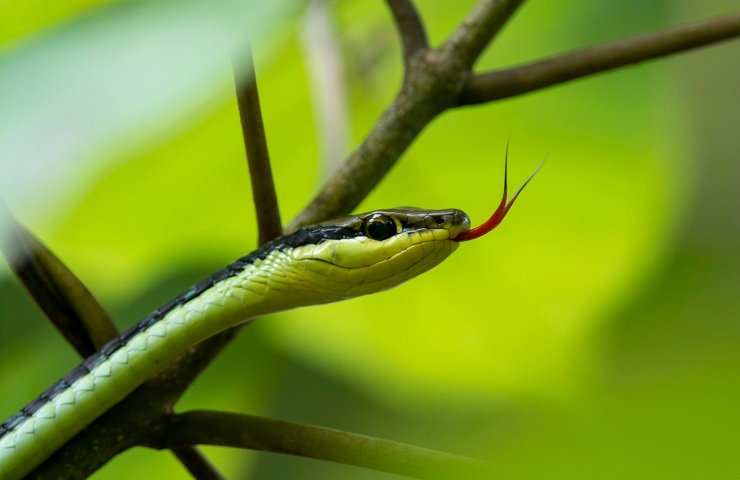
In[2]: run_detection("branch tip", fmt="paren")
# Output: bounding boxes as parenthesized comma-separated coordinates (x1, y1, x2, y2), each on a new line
(385, 0, 429, 63)
(460, 12, 740, 104)
(164, 411, 491, 479)
(233, 45, 283, 245)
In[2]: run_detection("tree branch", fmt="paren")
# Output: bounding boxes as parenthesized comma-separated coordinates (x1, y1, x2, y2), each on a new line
(439, 0, 526, 68)
(160, 411, 490, 479)
(30, 326, 246, 479)
(385, 0, 429, 64)
(286, 69, 459, 231)
(171, 446, 225, 480)
(460, 12, 740, 105)
(233, 45, 283, 244)
(287, 0, 528, 231)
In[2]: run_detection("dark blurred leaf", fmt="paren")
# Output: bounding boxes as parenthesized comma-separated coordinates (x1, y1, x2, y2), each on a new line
(0, 201, 117, 356)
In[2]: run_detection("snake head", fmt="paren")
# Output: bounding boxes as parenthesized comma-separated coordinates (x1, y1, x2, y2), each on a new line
(284, 208, 470, 300)
(266, 144, 541, 306)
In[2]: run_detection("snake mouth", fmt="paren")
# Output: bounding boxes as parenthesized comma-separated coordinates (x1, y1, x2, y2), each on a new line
(447, 210, 471, 240)
(398, 209, 470, 240)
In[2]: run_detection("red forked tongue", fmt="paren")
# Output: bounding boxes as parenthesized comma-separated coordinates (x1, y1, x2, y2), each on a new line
(455, 149, 543, 242)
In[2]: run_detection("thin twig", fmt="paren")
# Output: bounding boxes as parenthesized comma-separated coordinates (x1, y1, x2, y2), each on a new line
(385, 0, 429, 64)
(171, 446, 225, 480)
(440, 0, 526, 68)
(0, 201, 117, 356)
(162, 411, 490, 479)
(460, 12, 740, 104)
(233, 45, 283, 244)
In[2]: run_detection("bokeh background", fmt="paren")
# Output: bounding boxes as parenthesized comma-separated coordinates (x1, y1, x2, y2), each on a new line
(1, 0, 738, 478)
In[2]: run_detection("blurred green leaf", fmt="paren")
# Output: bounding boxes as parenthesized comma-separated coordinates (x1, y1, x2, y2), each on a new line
(0, 0, 297, 233)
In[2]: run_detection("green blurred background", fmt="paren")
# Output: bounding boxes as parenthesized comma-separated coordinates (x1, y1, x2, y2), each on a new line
(1, 0, 738, 478)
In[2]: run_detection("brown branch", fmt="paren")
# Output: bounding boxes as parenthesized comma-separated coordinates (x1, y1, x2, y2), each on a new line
(460, 12, 740, 105)
(124, 327, 248, 480)
(286, 72, 458, 231)
(0, 201, 117, 356)
(440, 0, 527, 68)
(160, 411, 490, 479)
(287, 0, 528, 231)
(385, 0, 429, 64)
(171, 446, 225, 480)
(233, 45, 283, 244)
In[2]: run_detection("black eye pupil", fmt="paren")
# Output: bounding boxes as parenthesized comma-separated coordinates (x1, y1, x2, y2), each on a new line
(364, 215, 397, 240)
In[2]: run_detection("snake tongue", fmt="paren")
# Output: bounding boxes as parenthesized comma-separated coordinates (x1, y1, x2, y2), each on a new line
(455, 150, 543, 242)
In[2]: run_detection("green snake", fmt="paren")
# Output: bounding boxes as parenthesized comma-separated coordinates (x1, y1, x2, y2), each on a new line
(0, 163, 536, 479)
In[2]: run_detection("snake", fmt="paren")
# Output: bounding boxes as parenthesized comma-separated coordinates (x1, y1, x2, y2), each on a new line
(0, 161, 538, 479)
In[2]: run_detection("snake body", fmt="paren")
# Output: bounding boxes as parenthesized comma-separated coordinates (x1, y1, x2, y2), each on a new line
(0, 207, 470, 479)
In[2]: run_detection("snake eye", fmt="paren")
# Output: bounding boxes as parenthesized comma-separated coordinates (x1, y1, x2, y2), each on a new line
(362, 214, 398, 241)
